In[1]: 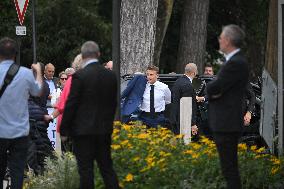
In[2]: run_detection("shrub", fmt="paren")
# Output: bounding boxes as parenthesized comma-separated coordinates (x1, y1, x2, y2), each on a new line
(25, 122, 284, 189)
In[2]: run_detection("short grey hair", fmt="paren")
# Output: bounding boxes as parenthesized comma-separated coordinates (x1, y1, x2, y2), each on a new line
(222, 24, 245, 48)
(185, 63, 197, 74)
(81, 41, 100, 59)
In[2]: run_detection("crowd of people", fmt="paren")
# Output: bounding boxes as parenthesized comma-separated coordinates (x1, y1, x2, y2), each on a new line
(0, 24, 254, 189)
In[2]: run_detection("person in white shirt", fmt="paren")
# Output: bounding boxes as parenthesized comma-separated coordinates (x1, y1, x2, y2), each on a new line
(50, 71, 68, 107)
(139, 65, 171, 128)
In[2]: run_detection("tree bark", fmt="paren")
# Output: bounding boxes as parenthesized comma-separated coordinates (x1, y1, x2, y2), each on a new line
(153, 0, 175, 67)
(120, 0, 158, 75)
(176, 0, 209, 74)
(265, 0, 277, 82)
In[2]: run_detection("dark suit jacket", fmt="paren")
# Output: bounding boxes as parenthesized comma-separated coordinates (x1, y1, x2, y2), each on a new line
(206, 51, 249, 132)
(121, 74, 147, 116)
(170, 75, 197, 129)
(60, 63, 117, 136)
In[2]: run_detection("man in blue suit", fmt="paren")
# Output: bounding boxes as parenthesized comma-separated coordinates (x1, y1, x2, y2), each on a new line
(138, 66, 171, 128)
(121, 74, 147, 123)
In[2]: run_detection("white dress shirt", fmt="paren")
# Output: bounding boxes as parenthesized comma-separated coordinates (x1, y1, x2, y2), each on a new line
(185, 75, 193, 83)
(225, 48, 240, 62)
(140, 81, 171, 112)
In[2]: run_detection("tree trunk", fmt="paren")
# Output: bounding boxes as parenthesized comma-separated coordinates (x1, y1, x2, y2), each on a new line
(120, 0, 158, 75)
(153, 0, 175, 67)
(176, 0, 209, 74)
(265, 0, 277, 82)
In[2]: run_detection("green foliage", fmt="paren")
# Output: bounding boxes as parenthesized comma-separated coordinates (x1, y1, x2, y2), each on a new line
(0, 0, 270, 77)
(25, 153, 79, 189)
(160, 0, 268, 76)
(0, 0, 112, 74)
(206, 0, 269, 78)
(26, 122, 284, 189)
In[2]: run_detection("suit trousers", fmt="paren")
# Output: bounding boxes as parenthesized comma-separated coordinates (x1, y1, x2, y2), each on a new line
(213, 132, 242, 189)
(139, 112, 166, 128)
(0, 136, 28, 189)
(73, 134, 119, 189)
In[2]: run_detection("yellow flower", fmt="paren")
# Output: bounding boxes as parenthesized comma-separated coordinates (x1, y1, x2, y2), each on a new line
(250, 145, 257, 151)
(132, 157, 140, 161)
(203, 149, 215, 157)
(111, 144, 121, 150)
(112, 135, 119, 141)
(113, 128, 120, 134)
(122, 125, 131, 131)
(121, 140, 129, 146)
(146, 156, 154, 164)
(183, 150, 194, 155)
(137, 133, 149, 139)
(271, 157, 281, 165)
(175, 134, 184, 139)
(191, 143, 202, 150)
(271, 166, 279, 175)
(208, 143, 216, 148)
(125, 173, 134, 182)
(200, 137, 211, 145)
(238, 143, 247, 151)
(256, 147, 265, 153)
(159, 151, 171, 157)
(113, 121, 121, 126)
(192, 153, 200, 159)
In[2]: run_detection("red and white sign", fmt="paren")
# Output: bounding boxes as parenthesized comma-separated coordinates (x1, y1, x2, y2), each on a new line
(14, 0, 30, 25)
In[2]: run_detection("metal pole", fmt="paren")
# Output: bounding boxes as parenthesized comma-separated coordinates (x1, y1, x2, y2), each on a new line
(113, 0, 121, 121)
(16, 37, 21, 65)
(278, 0, 284, 156)
(32, 0, 37, 63)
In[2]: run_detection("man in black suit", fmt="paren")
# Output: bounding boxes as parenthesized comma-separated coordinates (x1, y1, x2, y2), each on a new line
(206, 25, 248, 189)
(60, 41, 119, 189)
(170, 63, 198, 135)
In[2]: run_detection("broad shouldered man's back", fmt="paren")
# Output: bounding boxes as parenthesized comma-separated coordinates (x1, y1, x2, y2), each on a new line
(62, 63, 117, 136)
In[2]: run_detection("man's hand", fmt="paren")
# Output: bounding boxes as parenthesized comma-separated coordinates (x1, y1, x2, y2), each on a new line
(31, 62, 41, 73)
(44, 115, 53, 123)
(196, 96, 205, 102)
(31, 62, 43, 90)
(244, 111, 252, 126)
(48, 94, 52, 100)
(191, 125, 198, 135)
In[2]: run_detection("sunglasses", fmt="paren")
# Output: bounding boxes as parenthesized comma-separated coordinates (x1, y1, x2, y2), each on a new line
(60, 78, 67, 80)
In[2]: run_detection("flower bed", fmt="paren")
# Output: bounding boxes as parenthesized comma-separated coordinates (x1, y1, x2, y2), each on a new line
(25, 122, 284, 189)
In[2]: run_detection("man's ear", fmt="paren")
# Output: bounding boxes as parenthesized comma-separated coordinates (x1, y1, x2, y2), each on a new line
(96, 52, 101, 58)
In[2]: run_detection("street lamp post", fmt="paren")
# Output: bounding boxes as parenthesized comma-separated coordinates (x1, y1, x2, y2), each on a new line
(31, 0, 37, 63)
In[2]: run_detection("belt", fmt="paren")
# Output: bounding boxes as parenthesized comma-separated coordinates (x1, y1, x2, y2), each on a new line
(141, 111, 164, 117)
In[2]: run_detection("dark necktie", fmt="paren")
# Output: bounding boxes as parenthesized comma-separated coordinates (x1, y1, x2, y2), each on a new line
(150, 85, 155, 116)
